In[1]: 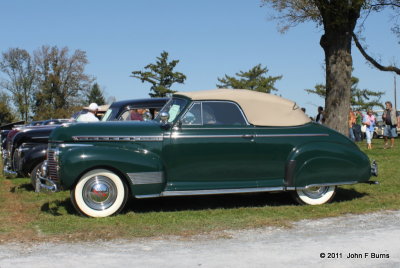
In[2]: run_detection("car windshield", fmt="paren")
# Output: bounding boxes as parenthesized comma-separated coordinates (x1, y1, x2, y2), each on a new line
(155, 98, 188, 123)
(101, 109, 113, 121)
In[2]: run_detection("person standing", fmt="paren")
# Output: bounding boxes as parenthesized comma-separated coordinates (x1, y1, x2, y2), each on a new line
(348, 108, 356, 141)
(382, 101, 398, 149)
(363, 109, 376, 150)
(315, 106, 324, 124)
(353, 111, 363, 142)
(77, 103, 100, 122)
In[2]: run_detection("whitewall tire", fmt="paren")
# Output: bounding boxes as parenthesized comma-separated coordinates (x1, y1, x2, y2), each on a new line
(292, 186, 336, 205)
(71, 169, 128, 217)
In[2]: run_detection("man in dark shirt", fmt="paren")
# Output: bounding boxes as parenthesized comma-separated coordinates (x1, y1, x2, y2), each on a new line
(382, 101, 398, 148)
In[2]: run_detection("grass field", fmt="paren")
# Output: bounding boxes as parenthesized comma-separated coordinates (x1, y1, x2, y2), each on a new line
(1, 138, 399, 243)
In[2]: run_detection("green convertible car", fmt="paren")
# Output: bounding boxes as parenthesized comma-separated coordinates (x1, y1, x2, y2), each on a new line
(38, 89, 378, 217)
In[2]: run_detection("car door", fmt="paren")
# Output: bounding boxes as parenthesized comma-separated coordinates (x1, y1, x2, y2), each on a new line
(252, 126, 299, 187)
(163, 101, 260, 191)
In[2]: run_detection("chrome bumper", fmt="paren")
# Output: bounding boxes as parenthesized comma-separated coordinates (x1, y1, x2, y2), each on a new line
(2, 150, 17, 178)
(3, 166, 17, 178)
(35, 160, 58, 192)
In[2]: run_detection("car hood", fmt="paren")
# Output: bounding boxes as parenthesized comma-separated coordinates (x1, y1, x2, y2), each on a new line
(49, 121, 164, 142)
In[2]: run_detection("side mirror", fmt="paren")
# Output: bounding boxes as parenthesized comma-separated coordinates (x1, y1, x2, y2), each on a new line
(159, 112, 169, 124)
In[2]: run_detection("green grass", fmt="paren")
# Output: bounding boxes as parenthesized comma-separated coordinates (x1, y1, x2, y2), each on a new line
(1, 138, 399, 242)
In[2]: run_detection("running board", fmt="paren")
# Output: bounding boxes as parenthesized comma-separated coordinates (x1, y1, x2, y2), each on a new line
(135, 187, 285, 199)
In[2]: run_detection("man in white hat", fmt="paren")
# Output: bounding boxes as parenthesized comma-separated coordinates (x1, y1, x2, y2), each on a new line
(77, 103, 100, 122)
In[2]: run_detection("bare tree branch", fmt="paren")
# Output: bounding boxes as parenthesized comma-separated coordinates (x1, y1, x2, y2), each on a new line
(352, 32, 400, 74)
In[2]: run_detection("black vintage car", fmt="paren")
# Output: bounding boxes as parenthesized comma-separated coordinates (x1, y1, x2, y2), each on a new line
(2, 98, 167, 191)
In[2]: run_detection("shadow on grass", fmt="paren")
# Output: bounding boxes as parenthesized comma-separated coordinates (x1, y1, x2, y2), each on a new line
(127, 187, 369, 214)
(41, 199, 77, 216)
(127, 192, 294, 214)
(334, 187, 369, 202)
(10, 183, 34, 193)
(39, 188, 369, 216)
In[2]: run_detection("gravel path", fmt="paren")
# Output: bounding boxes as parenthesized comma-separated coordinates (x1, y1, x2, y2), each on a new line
(1, 210, 399, 268)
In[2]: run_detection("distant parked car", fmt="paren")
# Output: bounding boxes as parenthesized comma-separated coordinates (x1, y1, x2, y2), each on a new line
(373, 121, 385, 139)
(37, 89, 378, 217)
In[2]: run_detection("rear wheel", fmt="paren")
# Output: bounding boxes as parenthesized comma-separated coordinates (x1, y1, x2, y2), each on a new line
(291, 186, 336, 205)
(71, 169, 128, 217)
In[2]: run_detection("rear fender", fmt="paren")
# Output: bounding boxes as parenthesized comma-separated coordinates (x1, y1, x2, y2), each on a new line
(285, 141, 370, 188)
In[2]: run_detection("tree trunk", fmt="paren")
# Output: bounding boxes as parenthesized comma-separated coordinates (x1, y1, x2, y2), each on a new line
(320, 30, 353, 135)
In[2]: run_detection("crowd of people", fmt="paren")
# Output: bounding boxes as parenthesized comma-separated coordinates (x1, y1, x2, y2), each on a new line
(304, 101, 399, 150)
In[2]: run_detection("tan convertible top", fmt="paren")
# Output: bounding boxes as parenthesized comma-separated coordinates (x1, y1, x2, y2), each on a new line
(175, 89, 311, 126)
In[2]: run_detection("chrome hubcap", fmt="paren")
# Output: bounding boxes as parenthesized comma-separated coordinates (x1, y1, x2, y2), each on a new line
(82, 176, 117, 211)
(301, 186, 329, 199)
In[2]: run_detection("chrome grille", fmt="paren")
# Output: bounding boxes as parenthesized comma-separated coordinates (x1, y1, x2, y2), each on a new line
(47, 149, 59, 182)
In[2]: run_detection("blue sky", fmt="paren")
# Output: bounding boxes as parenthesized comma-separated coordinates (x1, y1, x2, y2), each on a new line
(1, 0, 399, 117)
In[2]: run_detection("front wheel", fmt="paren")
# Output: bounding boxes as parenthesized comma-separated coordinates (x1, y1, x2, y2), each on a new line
(71, 169, 128, 217)
(291, 186, 336, 205)
(30, 162, 43, 191)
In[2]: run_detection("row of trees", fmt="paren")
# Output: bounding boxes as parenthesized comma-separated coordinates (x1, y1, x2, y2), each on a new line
(0, 46, 106, 124)
(131, 51, 284, 96)
(131, 51, 384, 111)
(1, 45, 388, 127)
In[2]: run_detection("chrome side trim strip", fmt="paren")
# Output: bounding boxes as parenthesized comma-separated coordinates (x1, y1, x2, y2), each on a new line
(256, 134, 329, 138)
(128, 171, 164, 185)
(135, 194, 161, 199)
(169, 133, 329, 139)
(72, 135, 163, 142)
(170, 133, 245, 139)
(304, 181, 358, 189)
(160, 187, 284, 197)
(286, 181, 358, 190)
(59, 143, 93, 147)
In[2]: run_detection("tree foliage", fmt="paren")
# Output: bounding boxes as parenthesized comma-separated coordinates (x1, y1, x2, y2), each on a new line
(86, 83, 106, 105)
(33, 46, 93, 119)
(217, 64, 282, 93)
(305, 76, 385, 111)
(131, 51, 186, 97)
(262, 0, 400, 135)
(0, 48, 36, 121)
(0, 91, 15, 125)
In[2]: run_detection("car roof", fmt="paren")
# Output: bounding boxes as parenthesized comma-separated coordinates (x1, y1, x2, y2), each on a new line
(109, 98, 168, 108)
(175, 89, 311, 127)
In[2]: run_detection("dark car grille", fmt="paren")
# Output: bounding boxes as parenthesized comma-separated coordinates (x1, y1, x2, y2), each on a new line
(47, 150, 59, 182)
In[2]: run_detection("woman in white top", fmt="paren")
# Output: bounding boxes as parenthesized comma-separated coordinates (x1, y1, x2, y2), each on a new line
(363, 109, 376, 149)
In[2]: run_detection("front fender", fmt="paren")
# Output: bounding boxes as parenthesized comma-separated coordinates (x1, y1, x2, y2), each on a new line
(20, 143, 47, 176)
(286, 141, 371, 188)
(58, 144, 163, 194)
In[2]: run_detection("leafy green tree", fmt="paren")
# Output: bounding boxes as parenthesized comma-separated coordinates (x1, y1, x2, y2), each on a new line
(33, 46, 93, 119)
(131, 51, 186, 97)
(217, 64, 282, 93)
(86, 83, 105, 105)
(305, 76, 385, 111)
(0, 48, 36, 121)
(0, 91, 16, 124)
(262, 0, 400, 134)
